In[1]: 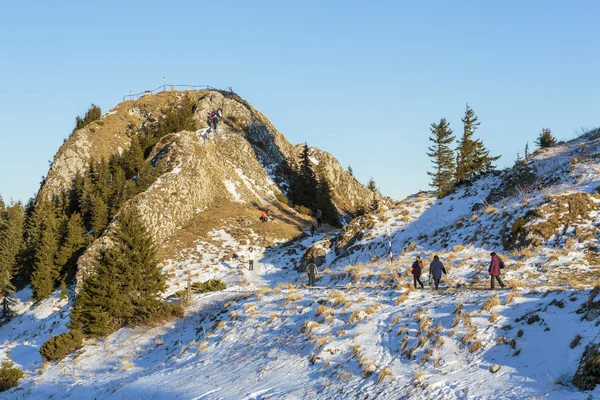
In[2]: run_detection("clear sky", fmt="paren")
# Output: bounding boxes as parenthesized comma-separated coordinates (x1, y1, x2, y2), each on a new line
(1, 1, 599, 203)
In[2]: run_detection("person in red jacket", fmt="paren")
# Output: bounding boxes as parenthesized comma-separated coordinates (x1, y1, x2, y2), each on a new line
(489, 252, 506, 289)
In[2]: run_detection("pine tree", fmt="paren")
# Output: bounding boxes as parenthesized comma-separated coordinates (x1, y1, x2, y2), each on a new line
(1, 284, 16, 322)
(55, 213, 87, 282)
(72, 104, 101, 135)
(534, 128, 557, 148)
(290, 143, 318, 209)
(347, 165, 353, 176)
(68, 171, 85, 216)
(368, 194, 380, 213)
(73, 210, 167, 337)
(88, 193, 108, 236)
(30, 201, 61, 301)
(316, 176, 340, 227)
(456, 104, 499, 182)
(427, 118, 456, 198)
(0, 203, 24, 321)
(18, 198, 40, 284)
(367, 177, 379, 193)
(525, 142, 529, 160)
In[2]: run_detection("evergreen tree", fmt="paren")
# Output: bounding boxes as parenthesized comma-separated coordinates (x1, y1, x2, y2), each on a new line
(72, 104, 101, 135)
(68, 171, 85, 216)
(30, 201, 61, 301)
(0, 203, 24, 321)
(456, 104, 499, 182)
(107, 164, 128, 218)
(347, 165, 353, 176)
(316, 176, 340, 227)
(88, 193, 109, 236)
(427, 118, 456, 198)
(17, 198, 39, 285)
(525, 142, 529, 160)
(367, 177, 379, 193)
(289, 143, 318, 209)
(55, 213, 87, 282)
(72, 211, 167, 337)
(535, 128, 557, 148)
(368, 194, 380, 214)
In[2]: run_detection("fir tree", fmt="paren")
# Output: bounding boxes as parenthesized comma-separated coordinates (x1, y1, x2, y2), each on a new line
(17, 198, 39, 284)
(347, 165, 353, 176)
(525, 142, 529, 160)
(427, 118, 456, 198)
(88, 193, 109, 236)
(72, 104, 101, 135)
(367, 177, 379, 193)
(289, 143, 318, 209)
(368, 194, 380, 213)
(55, 213, 87, 282)
(30, 201, 61, 301)
(456, 104, 499, 182)
(72, 210, 167, 337)
(1, 284, 16, 322)
(0, 203, 24, 321)
(315, 176, 340, 227)
(535, 128, 557, 148)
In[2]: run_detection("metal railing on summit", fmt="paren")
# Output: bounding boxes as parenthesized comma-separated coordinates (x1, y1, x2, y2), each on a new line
(123, 84, 220, 101)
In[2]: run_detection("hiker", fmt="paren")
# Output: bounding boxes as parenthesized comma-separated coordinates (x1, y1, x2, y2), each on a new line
(260, 211, 268, 222)
(307, 262, 318, 287)
(411, 256, 424, 289)
(310, 224, 316, 237)
(208, 108, 222, 129)
(429, 255, 447, 290)
(489, 252, 506, 289)
(247, 247, 255, 271)
(316, 209, 323, 227)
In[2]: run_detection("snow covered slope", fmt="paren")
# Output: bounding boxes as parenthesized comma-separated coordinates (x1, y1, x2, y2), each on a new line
(4, 131, 600, 399)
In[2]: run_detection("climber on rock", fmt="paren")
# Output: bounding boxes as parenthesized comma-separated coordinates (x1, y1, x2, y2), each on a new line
(208, 108, 223, 130)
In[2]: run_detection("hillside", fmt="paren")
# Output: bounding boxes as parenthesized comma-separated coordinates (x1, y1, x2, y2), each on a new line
(2, 95, 600, 398)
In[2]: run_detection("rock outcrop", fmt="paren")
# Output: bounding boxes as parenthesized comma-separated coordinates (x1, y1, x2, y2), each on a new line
(40, 90, 373, 285)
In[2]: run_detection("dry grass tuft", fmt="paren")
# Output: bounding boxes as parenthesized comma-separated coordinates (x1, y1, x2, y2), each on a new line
(482, 295, 501, 311)
(395, 292, 410, 305)
(469, 341, 483, 353)
(489, 311, 500, 323)
(417, 336, 428, 348)
(505, 288, 518, 305)
(377, 368, 393, 384)
(316, 305, 335, 322)
(420, 349, 433, 365)
(328, 290, 350, 308)
(303, 320, 320, 334)
(452, 302, 463, 314)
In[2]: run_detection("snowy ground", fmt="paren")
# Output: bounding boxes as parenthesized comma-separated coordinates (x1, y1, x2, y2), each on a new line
(4, 133, 600, 399)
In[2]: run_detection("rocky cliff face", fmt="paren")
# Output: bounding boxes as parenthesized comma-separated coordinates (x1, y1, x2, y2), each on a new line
(38, 90, 374, 284)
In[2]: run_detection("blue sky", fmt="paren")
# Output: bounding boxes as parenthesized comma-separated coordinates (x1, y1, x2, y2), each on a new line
(1, 1, 599, 203)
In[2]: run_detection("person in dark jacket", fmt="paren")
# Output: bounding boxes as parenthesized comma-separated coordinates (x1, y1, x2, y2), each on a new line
(489, 252, 506, 289)
(310, 224, 316, 237)
(429, 255, 447, 290)
(316, 209, 323, 227)
(307, 262, 318, 287)
(411, 256, 424, 289)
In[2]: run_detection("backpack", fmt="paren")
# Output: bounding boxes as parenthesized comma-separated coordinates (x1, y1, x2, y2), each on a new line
(499, 260, 506, 269)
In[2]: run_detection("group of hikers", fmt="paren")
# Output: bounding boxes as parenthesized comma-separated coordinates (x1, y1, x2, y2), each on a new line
(303, 252, 507, 289)
(410, 251, 506, 290)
